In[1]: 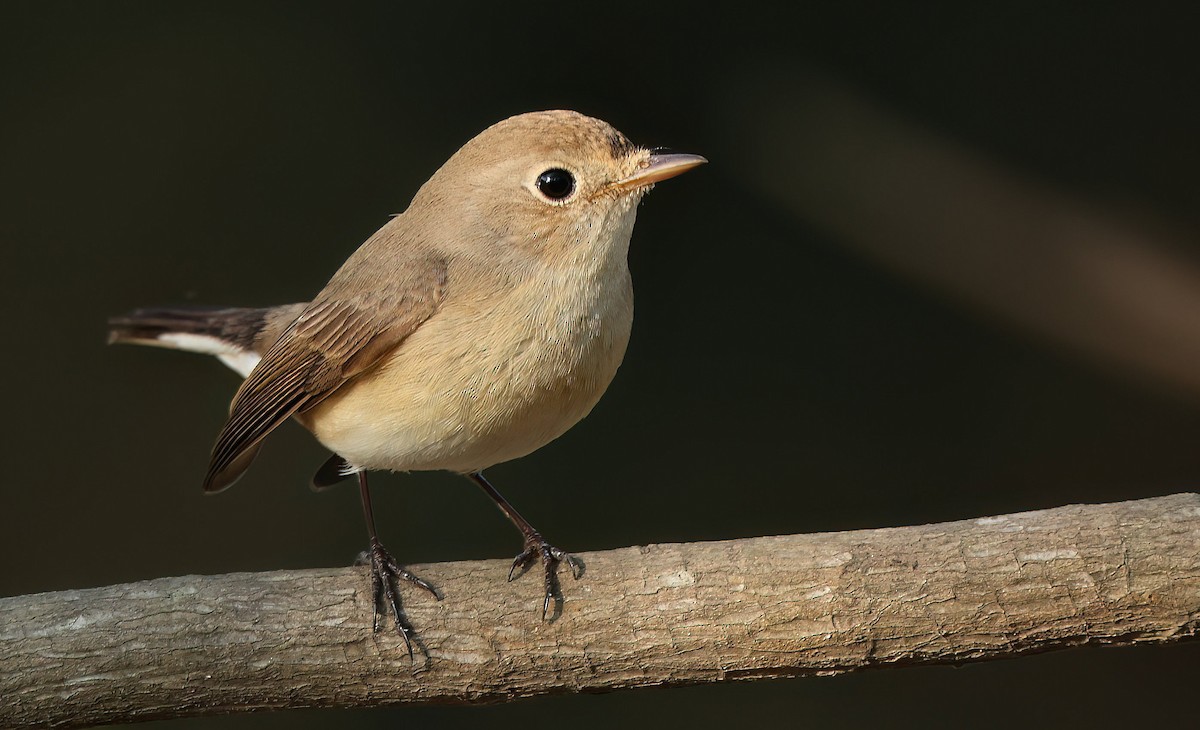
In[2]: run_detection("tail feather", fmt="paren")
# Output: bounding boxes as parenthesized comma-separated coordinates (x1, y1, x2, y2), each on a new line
(107, 305, 289, 377)
(108, 306, 265, 347)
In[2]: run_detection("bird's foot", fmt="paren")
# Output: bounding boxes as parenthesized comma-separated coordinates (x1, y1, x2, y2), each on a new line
(355, 537, 441, 659)
(508, 532, 583, 620)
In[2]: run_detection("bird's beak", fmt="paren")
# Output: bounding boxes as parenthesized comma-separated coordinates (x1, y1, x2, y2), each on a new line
(615, 152, 708, 190)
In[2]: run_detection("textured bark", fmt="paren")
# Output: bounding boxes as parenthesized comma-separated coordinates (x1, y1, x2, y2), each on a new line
(3, 494, 1199, 728)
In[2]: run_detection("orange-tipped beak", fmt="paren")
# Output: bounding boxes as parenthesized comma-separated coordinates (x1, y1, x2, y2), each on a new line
(616, 152, 708, 190)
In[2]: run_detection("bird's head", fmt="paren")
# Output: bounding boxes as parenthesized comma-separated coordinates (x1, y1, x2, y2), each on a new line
(411, 110, 705, 264)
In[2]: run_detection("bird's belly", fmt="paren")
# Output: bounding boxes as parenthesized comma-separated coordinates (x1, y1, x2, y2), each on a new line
(304, 292, 632, 473)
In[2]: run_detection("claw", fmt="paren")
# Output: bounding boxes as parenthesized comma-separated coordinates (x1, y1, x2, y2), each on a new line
(506, 532, 581, 620)
(360, 537, 440, 660)
(507, 546, 538, 582)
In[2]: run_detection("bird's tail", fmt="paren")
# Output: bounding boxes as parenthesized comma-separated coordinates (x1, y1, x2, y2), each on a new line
(107, 305, 286, 377)
(108, 306, 258, 347)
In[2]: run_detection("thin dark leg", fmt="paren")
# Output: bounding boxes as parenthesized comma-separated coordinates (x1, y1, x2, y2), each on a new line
(356, 471, 439, 659)
(358, 471, 379, 539)
(467, 471, 582, 619)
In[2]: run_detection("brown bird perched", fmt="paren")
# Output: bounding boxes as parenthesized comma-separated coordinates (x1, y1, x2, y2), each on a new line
(108, 110, 705, 654)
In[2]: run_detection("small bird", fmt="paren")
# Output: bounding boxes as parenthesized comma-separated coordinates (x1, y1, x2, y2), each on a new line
(108, 110, 705, 652)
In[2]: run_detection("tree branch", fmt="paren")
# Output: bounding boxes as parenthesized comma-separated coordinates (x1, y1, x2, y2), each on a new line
(4, 494, 1199, 728)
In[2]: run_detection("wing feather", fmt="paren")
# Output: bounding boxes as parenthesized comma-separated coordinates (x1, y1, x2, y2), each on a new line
(203, 257, 447, 492)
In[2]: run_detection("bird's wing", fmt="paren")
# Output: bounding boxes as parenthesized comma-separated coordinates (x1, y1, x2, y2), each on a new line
(203, 259, 447, 492)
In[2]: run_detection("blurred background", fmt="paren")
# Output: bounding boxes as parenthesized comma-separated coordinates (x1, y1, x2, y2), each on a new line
(3, 2, 1199, 727)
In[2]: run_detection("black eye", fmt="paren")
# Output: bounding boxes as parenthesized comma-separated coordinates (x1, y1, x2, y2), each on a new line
(535, 168, 575, 200)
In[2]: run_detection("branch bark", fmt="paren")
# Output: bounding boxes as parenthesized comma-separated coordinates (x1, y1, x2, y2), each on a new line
(4, 494, 1199, 728)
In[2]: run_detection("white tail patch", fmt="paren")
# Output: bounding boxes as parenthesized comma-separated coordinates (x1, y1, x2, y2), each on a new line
(156, 333, 261, 378)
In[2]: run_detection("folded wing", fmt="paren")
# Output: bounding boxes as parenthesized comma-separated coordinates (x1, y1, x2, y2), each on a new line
(204, 259, 447, 492)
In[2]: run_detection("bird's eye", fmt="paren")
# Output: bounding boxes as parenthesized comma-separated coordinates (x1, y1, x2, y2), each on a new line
(535, 168, 576, 201)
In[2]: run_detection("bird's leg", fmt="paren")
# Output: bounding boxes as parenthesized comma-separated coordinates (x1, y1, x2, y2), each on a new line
(355, 471, 440, 658)
(467, 471, 583, 619)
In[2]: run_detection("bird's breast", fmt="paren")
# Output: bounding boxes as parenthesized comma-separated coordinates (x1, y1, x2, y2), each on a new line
(307, 259, 634, 474)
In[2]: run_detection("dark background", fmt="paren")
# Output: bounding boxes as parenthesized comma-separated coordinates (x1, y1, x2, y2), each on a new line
(4, 2, 1199, 728)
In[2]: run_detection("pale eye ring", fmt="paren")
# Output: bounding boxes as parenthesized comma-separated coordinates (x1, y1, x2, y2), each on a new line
(535, 168, 576, 201)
